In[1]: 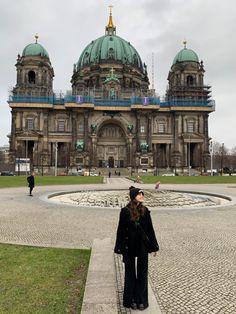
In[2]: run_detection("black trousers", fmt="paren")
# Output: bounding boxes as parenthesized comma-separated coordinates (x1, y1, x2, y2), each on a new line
(123, 254, 148, 308)
(29, 186, 34, 195)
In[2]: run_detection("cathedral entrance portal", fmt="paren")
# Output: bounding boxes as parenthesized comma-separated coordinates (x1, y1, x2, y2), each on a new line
(97, 123, 127, 168)
(108, 156, 114, 168)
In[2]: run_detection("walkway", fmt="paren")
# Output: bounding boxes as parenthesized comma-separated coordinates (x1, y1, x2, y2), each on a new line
(0, 178, 236, 313)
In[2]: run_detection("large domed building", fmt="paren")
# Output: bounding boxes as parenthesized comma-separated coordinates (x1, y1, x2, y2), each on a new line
(8, 10, 214, 175)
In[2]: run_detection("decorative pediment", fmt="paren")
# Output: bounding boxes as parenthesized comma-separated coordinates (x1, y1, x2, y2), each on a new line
(16, 130, 42, 137)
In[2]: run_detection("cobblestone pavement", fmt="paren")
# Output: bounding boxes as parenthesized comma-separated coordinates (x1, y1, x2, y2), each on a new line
(1, 179, 236, 313)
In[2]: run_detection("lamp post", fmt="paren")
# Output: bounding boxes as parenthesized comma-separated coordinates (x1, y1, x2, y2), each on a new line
(209, 140, 213, 176)
(55, 142, 58, 176)
(25, 139, 28, 176)
(220, 143, 224, 176)
(188, 135, 191, 176)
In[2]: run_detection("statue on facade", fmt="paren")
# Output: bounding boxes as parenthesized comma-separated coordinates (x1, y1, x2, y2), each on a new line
(127, 124, 133, 133)
(90, 124, 97, 134)
(76, 140, 84, 152)
(140, 142, 148, 153)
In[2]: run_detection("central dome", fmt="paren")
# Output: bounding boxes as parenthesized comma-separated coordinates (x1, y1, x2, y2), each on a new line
(76, 13, 144, 74)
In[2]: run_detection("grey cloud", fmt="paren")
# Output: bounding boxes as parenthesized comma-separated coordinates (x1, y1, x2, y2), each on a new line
(0, 0, 235, 149)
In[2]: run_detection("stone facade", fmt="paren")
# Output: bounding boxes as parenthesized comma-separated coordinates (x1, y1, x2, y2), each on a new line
(8, 14, 214, 174)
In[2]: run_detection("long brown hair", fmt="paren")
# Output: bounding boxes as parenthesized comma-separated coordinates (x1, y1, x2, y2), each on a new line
(127, 200, 145, 221)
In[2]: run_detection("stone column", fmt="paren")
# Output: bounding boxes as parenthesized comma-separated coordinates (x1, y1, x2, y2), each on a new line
(166, 144, 170, 168)
(127, 137, 133, 167)
(71, 111, 77, 151)
(84, 111, 89, 151)
(136, 112, 140, 151)
(19, 112, 23, 130)
(203, 113, 209, 152)
(10, 111, 16, 151)
(202, 113, 210, 169)
(91, 136, 97, 167)
(173, 112, 180, 152)
(147, 114, 152, 152)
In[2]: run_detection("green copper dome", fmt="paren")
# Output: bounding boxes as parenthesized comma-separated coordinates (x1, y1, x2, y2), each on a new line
(76, 13, 144, 73)
(173, 45, 199, 64)
(22, 36, 49, 59)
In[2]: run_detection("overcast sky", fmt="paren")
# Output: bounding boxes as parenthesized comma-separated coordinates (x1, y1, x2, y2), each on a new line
(0, 0, 235, 149)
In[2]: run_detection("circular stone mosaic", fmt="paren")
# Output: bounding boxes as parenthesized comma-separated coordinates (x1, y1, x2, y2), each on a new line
(49, 190, 230, 209)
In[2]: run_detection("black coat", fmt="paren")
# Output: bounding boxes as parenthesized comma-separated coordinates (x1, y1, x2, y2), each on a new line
(27, 175, 35, 188)
(114, 206, 159, 261)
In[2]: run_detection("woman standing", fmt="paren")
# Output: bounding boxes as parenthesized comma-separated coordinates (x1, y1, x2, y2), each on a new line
(114, 186, 159, 310)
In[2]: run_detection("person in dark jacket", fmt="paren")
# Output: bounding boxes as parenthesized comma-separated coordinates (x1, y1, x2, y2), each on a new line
(27, 171, 35, 196)
(114, 186, 159, 310)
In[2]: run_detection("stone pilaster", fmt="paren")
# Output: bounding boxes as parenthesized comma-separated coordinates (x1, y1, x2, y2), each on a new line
(84, 111, 89, 151)
(147, 114, 152, 152)
(136, 112, 140, 151)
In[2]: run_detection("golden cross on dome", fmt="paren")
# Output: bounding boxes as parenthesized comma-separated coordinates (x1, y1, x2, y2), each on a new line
(109, 4, 113, 15)
(35, 33, 39, 43)
(107, 4, 114, 28)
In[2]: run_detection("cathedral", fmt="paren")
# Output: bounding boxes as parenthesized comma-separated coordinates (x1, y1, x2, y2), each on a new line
(8, 9, 215, 174)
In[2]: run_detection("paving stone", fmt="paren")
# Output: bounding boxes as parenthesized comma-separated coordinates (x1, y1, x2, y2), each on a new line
(0, 180, 236, 313)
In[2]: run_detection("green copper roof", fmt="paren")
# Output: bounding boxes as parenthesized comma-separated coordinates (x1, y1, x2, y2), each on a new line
(76, 34, 144, 73)
(22, 43, 50, 59)
(76, 11, 145, 73)
(173, 47, 199, 64)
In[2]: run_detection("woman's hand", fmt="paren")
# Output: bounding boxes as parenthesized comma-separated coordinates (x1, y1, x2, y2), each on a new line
(152, 251, 158, 257)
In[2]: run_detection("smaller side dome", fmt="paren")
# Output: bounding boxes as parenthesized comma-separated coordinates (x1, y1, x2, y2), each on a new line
(173, 41, 199, 64)
(22, 34, 50, 59)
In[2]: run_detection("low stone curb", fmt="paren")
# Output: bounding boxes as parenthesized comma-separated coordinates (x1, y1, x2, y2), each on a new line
(81, 238, 117, 314)
(81, 237, 162, 313)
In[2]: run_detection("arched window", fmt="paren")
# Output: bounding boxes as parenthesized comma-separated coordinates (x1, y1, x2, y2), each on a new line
(186, 75, 194, 86)
(187, 120, 195, 133)
(84, 52, 89, 64)
(28, 71, 36, 84)
(158, 122, 165, 133)
(156, 119, 166, 133)
(108, 48, 114, 59)
(57, 120, 65, 132)
(26, 118, 34, 130)
(133, 54, 138, 65)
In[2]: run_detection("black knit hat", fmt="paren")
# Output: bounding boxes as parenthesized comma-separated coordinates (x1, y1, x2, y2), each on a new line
(129, 186, 144, 200)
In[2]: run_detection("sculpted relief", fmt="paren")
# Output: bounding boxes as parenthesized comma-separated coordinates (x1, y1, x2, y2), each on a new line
(98, 124, 125, 139)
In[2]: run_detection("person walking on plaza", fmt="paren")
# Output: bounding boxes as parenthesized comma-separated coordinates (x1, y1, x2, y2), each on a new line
(155, 180, 161, 190)
(114, 186, 159, 311)
(27, 171, 35, 196)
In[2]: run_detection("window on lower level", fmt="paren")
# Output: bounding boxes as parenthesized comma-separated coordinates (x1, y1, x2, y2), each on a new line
(78, 124, 84, 133)
(26, 118, 34, 130)
(58, 120, 65, 132)
(187, 121, 194, 133)
(158, 123, 165, 133)
(140, 125, 145, 133)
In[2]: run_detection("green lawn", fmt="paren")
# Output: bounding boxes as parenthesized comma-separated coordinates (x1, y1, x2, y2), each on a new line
(0, 175, 103, 188)
(132, 175, 236, 184)
(0, 244, 90, 314)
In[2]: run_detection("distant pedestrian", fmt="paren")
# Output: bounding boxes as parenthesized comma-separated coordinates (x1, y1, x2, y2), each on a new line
(27, 171, 35, 196)
(155, 181, 160, 190)
(136, 175, 141, 183)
